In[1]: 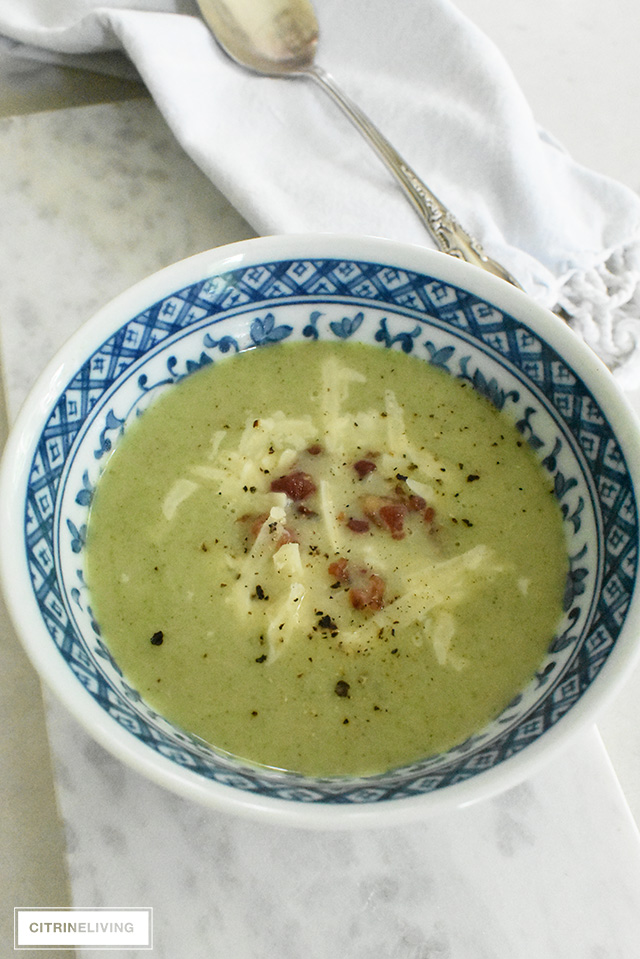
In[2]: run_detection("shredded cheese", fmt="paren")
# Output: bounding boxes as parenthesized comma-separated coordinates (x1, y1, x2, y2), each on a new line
(157, 356, 507, 667)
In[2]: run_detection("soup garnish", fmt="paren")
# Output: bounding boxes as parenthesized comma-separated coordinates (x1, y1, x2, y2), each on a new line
(85, 341, 567, 776)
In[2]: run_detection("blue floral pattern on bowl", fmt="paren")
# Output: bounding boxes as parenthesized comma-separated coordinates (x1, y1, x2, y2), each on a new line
(26, 256, 638, 806)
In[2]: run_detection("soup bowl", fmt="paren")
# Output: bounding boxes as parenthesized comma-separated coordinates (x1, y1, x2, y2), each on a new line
(2, 234, 640, 827)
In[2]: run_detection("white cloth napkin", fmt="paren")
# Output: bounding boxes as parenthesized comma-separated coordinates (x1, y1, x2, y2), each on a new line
(2, 0, 640, 383)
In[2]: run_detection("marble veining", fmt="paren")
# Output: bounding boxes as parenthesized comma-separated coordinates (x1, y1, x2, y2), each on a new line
(45, 700, 640, 959)
(3, 99, 640, 959)
(0, 100, 255, 406)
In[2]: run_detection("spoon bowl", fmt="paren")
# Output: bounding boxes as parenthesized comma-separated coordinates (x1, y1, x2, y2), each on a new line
(195, 0, 522, 288)
(196, 0, 318, 75)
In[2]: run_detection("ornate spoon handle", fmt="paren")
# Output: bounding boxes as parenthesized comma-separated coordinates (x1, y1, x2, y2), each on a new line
(306, 64, 522, 289)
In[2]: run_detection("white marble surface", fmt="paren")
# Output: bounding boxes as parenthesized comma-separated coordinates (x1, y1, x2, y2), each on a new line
(44, 706, 640, 959)
(2, 1, 640, 954)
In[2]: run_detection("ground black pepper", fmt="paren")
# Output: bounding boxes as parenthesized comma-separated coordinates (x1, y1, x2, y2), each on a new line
(318, 613, 338, 631)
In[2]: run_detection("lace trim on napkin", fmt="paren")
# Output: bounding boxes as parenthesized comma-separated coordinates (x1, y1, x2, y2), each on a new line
(554, 241, 640, 387)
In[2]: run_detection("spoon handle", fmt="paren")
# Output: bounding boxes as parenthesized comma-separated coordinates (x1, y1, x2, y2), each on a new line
(306, 65, 522, 289)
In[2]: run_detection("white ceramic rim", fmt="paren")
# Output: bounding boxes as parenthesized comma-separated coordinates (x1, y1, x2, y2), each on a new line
(3, 232, 640, 828)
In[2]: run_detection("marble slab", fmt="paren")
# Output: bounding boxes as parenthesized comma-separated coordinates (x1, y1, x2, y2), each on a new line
(3, 99, 640, 958)
(46, 703, 640, 959)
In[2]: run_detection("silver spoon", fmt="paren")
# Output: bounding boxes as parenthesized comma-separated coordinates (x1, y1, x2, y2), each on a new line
(195, 0, 522, 289)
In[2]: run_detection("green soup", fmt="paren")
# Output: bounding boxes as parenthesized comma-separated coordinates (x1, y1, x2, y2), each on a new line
(85, 341, 567, 776)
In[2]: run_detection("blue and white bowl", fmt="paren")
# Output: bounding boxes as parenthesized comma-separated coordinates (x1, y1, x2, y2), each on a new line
(2, 234, 640, 827)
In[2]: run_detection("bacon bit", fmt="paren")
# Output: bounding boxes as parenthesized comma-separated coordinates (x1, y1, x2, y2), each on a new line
(270, 470, 317, 501)
(329, 558, 386, 611)
(249, 513, 269, 539)
(276, 526, 299, 547)
(423, 505, 436, 525)
(346, 517, 370, 534)
(307, 444, 323, 455)
(393, 481, 426, 513)
(361, 495, 408, 540)
(328, 557, 350, 584)
(244, 512, 298, 547)
(379, 504, 407, 539)
(353, 459, 377, 479)
(350, 573, 386, 611)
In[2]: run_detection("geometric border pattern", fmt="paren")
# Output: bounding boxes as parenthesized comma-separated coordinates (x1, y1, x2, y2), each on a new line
(24, 258, 639, 803)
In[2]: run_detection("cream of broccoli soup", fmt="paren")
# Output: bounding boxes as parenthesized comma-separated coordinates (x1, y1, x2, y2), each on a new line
(85, 340, 568, 776)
